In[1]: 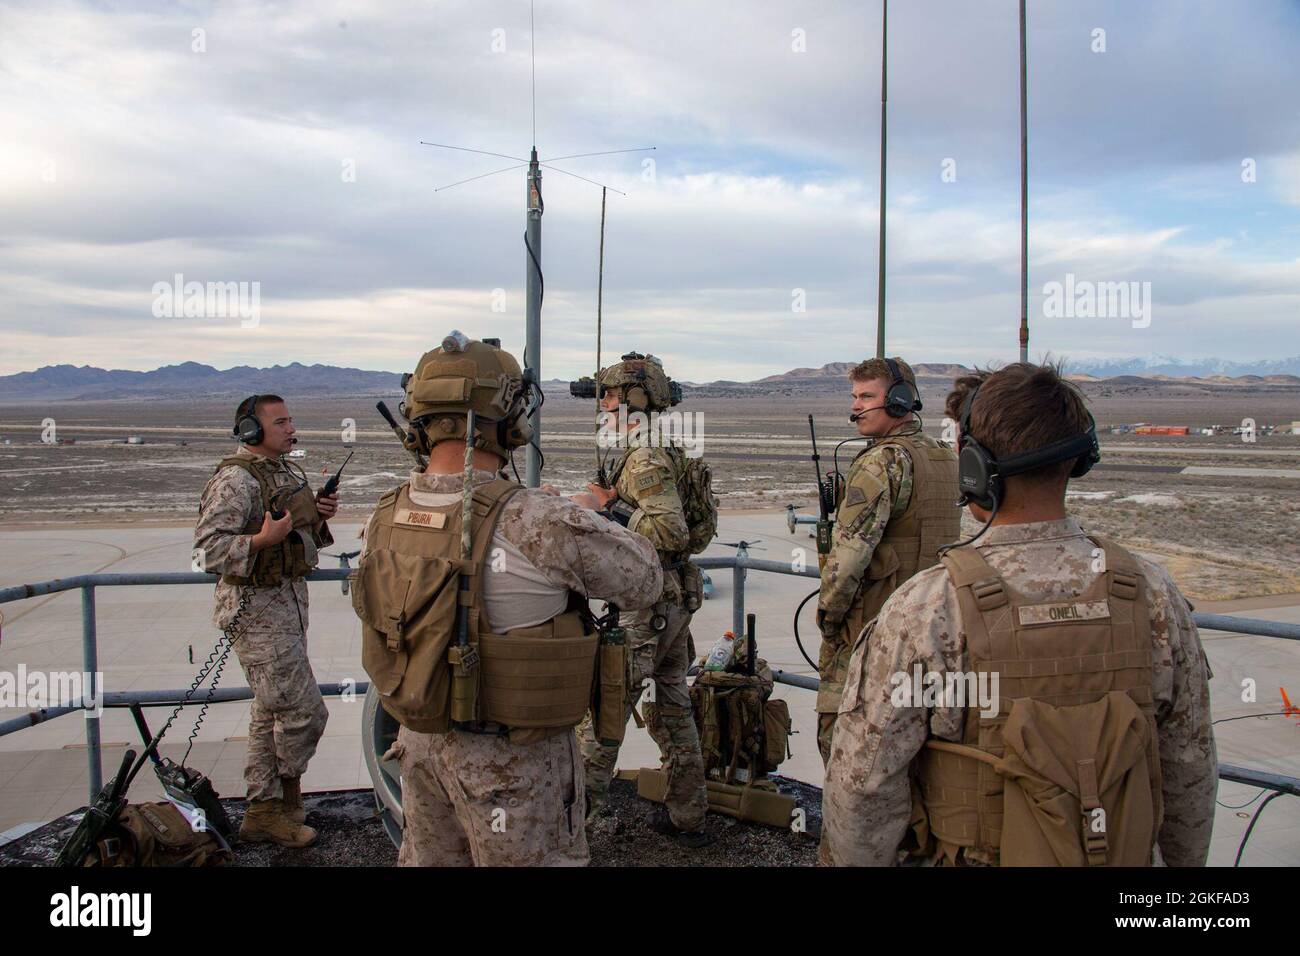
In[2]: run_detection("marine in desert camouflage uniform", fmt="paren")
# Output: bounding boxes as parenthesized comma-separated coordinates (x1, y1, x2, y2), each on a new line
(821, 365, 1217, 867)
(194, 395, 334, 847)
(816, 357, 960, 764)
(577, 355, 710, 841)
(360, 333, 663, 867)
(820, 519, 1217, 866)
(373, 467, 663, 867)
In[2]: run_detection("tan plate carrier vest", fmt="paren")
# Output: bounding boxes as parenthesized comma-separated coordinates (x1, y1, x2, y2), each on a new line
(353, 479, 598, 743)
(215, 455, 326, 587)
(841, 434, 962, 642)
(915, 536, 1164, 866)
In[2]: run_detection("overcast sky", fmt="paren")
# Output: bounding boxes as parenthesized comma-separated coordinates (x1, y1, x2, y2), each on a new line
(1, 0, 1297, 380)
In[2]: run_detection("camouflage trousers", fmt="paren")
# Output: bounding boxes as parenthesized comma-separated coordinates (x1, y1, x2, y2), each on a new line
(815, 633, 855, 766)
(579, 598, 708, 832)
(394, 726, 588, 867)
(233, 625, 328, 802)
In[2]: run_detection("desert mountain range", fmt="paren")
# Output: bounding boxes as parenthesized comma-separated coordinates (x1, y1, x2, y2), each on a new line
(0, 358, 1297, 403)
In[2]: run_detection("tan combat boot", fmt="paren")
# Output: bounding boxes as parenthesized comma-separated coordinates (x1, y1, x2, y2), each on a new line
(281, 776, 306, 826)
(238, 799, 318, 848)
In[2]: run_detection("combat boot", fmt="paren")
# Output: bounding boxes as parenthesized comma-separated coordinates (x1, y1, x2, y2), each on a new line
(281, 776, 306, 825)
(649, 806, 715, 849)
(239, 799, 317, 849)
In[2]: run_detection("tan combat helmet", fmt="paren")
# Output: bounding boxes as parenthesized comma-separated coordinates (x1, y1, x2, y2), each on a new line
(399, 331, 535, 460)
(596, 351, 683, 413)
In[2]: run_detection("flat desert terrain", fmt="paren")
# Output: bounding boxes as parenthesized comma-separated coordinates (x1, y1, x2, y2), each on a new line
(2, 375, 1297, 601)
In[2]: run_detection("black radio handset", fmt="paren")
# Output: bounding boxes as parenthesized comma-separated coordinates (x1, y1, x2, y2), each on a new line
(319, 450, 354, 498)
(808, 416, 835, 555)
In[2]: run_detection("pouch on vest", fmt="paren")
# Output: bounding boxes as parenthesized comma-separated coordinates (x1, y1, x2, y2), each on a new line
(680, 561, 705, 613)
(994, 691, 1159, 866)
(595, 639, 629, 745)
(476, 613, 597, 729)
(352, 549, 462, 732)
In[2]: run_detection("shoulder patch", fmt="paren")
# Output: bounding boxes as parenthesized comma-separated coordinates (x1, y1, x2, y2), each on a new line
(629, 449, 669, 472)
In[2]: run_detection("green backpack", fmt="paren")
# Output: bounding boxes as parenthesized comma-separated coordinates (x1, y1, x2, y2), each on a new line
(669, 448, 718, 554)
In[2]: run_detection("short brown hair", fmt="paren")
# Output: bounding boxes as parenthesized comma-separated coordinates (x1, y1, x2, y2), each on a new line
(235, 394, 285, 427)
(849, 356, 915, 388)
(945, 362, 1091, 485)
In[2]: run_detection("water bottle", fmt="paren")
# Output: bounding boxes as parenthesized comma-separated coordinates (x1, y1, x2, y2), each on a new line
(703, 631, 736, 671)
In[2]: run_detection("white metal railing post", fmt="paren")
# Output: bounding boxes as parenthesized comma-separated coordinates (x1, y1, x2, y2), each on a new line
(81, 584, 102, 800)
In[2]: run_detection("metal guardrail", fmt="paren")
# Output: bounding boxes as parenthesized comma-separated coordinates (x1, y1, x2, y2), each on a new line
(0, 684, 368, 739)
(0, 568, 351, 797)
(1188, 613, 1300, 642)
(1, 553, 1297, 806)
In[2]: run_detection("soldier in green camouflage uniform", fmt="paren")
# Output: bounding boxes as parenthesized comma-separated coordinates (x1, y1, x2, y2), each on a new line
(575, 354, 710, 842)
(816, 357, 961, 764)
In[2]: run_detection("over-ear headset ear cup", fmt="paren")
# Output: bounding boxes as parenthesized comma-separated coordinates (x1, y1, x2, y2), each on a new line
(881, 358, 921, 418)
(884, 382, 919, 418)
(1069, 428, 1100, 478)
(957, 440, 999, 512)
(233, 394, 263, 445)
(235, 415, 263, 445)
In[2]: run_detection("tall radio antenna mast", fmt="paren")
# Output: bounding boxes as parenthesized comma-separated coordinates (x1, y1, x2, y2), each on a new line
(421, 1, 653, 487)
(1019, 0, 1029, 363)
(875, 0, 888, 359)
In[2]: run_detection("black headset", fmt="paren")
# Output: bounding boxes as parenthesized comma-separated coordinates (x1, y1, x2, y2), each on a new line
(882, 358, 923, 418)
(956, 382, 1100, 511)
(233, 394, 263, 446)
(848, 358, 924, 424)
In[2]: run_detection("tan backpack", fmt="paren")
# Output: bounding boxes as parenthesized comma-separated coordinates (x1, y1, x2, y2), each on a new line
(351, 480, 598, 740)
(914, 536, 1163, 867)
(80, 802, 231, 868)
(690, 653, 791, 783)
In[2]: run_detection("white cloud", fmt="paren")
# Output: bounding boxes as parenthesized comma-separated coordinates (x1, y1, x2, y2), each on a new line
(1, 0, 1298, 379)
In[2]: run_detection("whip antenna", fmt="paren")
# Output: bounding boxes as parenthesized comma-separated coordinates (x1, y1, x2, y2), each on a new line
(875, 0, 888, 359)
(1019, 0, 1030, 363)
(595, 186, 607, 478)
(418, 3, 653, 486)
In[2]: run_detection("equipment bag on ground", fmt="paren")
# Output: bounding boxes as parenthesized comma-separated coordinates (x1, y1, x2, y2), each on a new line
(78, 801, 232, 867)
